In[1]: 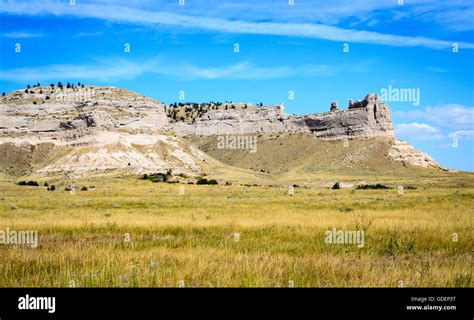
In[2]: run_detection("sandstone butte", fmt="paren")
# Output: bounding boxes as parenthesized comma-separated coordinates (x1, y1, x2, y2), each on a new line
(0, 86, 443, 177)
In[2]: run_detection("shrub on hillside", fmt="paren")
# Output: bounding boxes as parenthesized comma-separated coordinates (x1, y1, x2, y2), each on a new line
(17, 181, 39, 186)
(197, 178, 218, 185)
(355, 184, 392, 190)
(142, 172, 171, 183)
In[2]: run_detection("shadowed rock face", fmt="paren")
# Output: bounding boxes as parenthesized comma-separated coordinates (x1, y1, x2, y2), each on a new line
(171, 93, 394, 139)
(303, 94, 393, 139)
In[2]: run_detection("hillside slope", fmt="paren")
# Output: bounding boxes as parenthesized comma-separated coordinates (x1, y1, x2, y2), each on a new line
(189, 133, 444, 176)
(0, 85, 450, 181)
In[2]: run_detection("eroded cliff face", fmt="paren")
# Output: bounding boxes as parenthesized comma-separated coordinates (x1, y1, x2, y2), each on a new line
(0, 86, 210, 177)
(1, 88, 393, 142)
(0, 86, 168, 139)
(170, 93, 394, 139)
(388, 139, 444, 169)
(0, 87, 441, 177)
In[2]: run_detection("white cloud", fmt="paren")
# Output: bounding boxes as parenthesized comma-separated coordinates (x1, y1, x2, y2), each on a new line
(411, 3, 474, 32)
(397, 122, 439, 134)
(179, 62, 294, 80)
(427, 66, 448, 73)
(0, 59, 161, 82)
(0, 31, 43, 38)
(0, 59, 367, 82)
(448, 130, 474, 140)
(0, 1, 472, 50)
(177, 62, 354, 80)
(74, 31, 104, 37)
(393, 104, 474, 131)
(395, 122, 444, 141)
(59, 0, 474, 32)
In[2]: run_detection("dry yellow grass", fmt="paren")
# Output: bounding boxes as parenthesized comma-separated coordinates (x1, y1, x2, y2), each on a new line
(0, 175, 472, 287)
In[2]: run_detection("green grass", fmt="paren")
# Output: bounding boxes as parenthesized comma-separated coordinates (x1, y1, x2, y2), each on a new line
(0, 175, 472, 287)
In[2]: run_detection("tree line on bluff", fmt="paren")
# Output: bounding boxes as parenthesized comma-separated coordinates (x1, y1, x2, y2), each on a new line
(166, 101, 264, 122)
(1, 82, 86, 97)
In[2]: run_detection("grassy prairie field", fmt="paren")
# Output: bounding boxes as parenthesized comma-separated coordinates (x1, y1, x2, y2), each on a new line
(0, 174, 472, 287)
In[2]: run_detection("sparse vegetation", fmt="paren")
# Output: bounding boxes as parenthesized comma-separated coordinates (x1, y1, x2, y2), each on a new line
(17, 180, 39, 186)
(356, 184, 392, 190)
(142, 172, 171, 183)
(166, 101, 257, 123)
(0, 91, 471, 288)
(0, 176, 471, 287)
(196, 178, 218, 185)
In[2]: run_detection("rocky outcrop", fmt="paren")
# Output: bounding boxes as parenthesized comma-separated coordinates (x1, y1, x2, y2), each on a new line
(169, 105, 303, 136)
(0, 86, 169, 138)
(171, 93, 394, 140)
(0, 86, 208, 177)
(303, 94, 394, 139)
(388, 139, 445, 169)
(0, 87, 442, 176)
(1, 89, 393, 140)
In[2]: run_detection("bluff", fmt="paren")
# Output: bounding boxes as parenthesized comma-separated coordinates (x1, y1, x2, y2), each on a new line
(170, 93, 394, 139)
(0, 86, 442, 177)
(0, 86, 208, 177)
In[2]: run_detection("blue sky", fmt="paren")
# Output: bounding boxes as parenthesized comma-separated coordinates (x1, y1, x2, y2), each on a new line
(0, 0, 473, 171)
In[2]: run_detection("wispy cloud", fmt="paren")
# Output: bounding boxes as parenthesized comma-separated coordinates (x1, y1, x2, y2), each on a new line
(35, 0, 473, 32)
(176, 62, 357, 80)
(0, 59, 367, 82)
(448, 130, 474, 140)
(0, 1, 472, 50)
(74, 31, 104, 37)
(178, 62, 295, 80)
(409, 2, 474, 32)
(393, 104, 474, 131)
(0, 31, 43, 38)
(427, 66, 449, 73)
(395, 122, 444, 141)
(0, 59, 161, 82)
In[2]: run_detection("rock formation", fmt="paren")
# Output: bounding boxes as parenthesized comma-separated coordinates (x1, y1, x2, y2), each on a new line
(171, 93, 394, 140)
(0, 86, 210, 177)
(388, 139, 445, 169)
(0, 86, 443, 176)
